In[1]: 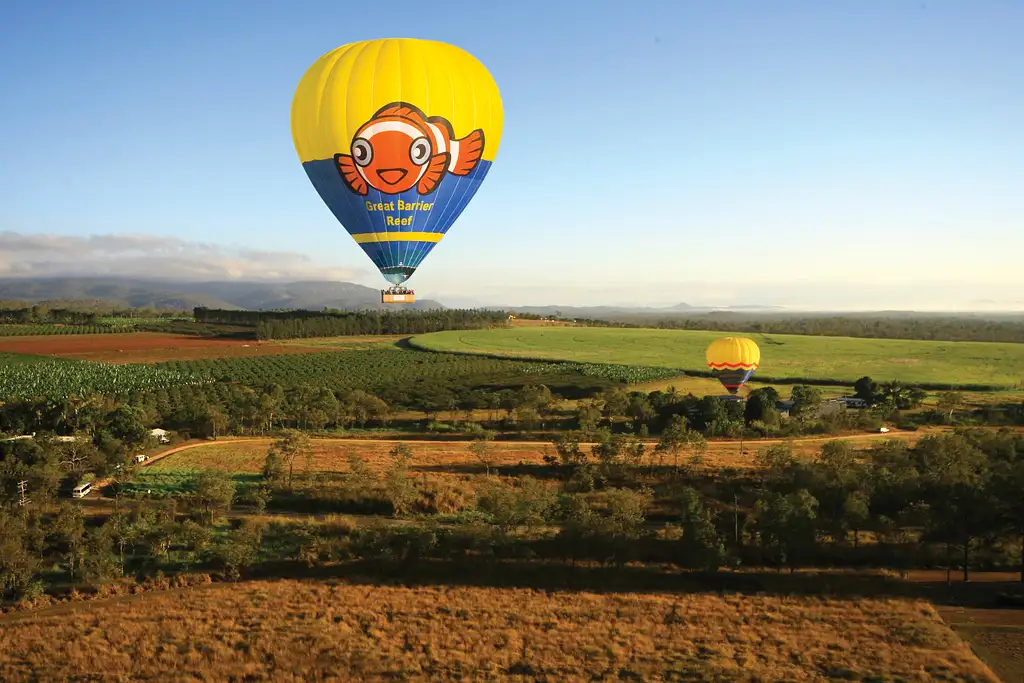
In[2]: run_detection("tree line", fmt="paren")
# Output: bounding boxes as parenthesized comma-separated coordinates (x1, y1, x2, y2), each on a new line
(567, 312, 1024, 344)
(2, 372, 1021, 506)
(2, 426, 1022, 606)
(192, 307, 509, 338)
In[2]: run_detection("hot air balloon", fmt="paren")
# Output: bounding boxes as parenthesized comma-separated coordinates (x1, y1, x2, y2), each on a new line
(706, 337, 761, 395)
(291, 38, 503, 304)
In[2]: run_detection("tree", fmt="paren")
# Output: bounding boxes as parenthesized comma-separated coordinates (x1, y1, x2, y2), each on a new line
(627, 394, 655, 430)
(384, 459, 417, 517)
(514, 406, 541, 430)
(193, 469, 236, 526)
(907, 388, 928, 409)
(915, 434, 991, 583)
(575, 401, 602, 436)
(936, 392, 964, 424)
(52, 503, 86, 582)
(744, 389, 780, 427)
(107, 404, 149, 447)
(854, 377, 878, 405)
(677, 488, 725, 571)
(988, 434, 1024, 582)
(843, 490, 870, 549)
(0, 511, 41, 600)
(212, 519, 264, 580)
(57, 439, 101, 477)
(600, 389, 630, 422)
(790, 385, 823, 424)
(83, 526, 121, 585)
(815, 440, 867, 545)
(261, 450, 285, 486)
(754, 489, 819, 573)
(591, 429, 621, 469)
(554, 432, 588, 469)
(340, 390, 389, 428)
(206, 405, 229, 439)
(654, 415, 706, 472)
(468, 430, 496, 476)
(755, 442, 797, 476)
(558, 488, 650, 567)
(273, 430, 313, 490)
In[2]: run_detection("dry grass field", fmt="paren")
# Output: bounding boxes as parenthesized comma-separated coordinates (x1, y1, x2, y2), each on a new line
(146, 430, 939, 477)
(0, 580, 999, 682)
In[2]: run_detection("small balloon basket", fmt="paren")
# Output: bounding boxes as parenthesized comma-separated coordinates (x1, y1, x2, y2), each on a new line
(381, 286, 415, 304)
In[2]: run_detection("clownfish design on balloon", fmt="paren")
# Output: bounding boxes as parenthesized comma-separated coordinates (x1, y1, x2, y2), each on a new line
(335, 102, 485, 197)
(290, 38, 503, 303)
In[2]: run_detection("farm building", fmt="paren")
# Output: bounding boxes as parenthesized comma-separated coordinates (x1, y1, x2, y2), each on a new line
(836, 396, 869, 409)
(150, 428, 170, 444)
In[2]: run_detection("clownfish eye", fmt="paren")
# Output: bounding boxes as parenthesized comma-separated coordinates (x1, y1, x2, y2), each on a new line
(409, 137, 431, 166)
(352, 138, 372, 167)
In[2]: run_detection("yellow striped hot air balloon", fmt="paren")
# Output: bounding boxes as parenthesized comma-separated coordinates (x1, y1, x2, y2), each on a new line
(706, 337, 761, 395)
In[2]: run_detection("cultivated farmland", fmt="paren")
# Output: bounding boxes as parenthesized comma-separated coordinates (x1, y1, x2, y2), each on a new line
(0, 580, 998, 681)
(410, 327, 1024, 388)
(0, 332, 339, 363)
(0, 352, 211, 400)
(155, 348, 667, 393)
(0, 319, 187, 337)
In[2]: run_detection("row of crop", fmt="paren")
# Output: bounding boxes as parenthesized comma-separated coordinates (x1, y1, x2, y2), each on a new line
(0, 324, 136, 336)
(0, 319, 187, 337)
(155, 349, 546, 389)
(0, 355, 212, 400)
(1, 347, 653, 402)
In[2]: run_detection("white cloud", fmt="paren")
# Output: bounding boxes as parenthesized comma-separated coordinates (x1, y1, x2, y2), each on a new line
(0, 231, 367, 282)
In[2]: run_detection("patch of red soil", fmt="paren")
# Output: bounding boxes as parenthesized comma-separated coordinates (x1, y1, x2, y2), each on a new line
(0, 333, 328, 363)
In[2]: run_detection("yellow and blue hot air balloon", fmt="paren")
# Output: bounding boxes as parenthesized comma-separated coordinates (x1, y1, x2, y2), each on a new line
(706, 337, 761, 395)
(291, 38, 503, 298)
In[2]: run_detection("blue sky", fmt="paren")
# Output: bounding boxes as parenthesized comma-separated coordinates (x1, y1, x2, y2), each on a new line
(1, 1, 1021, 309)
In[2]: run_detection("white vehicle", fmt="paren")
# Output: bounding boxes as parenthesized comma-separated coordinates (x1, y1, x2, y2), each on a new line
(879, 427, 890, 433)
(134, 453, 148, 463)
(71, 481, 93, 499)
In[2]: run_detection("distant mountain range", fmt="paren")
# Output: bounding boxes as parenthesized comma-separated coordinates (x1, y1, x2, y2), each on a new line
(0, 277, 1017, 319)
(0, 277, 445, 311)
(0, 277, 790, 316)
(491, 303, 786, 318)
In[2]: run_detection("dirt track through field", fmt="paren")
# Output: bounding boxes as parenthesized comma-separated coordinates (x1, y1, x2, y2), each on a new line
(940, 606, 1024, 683)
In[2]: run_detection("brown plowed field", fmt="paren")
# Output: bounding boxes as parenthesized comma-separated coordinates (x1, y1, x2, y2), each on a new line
(0, 333, 329, 363)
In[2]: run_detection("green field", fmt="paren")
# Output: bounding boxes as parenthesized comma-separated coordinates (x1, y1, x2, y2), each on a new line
(410, 327, 1024, 389)
(0, 352, 212, 400)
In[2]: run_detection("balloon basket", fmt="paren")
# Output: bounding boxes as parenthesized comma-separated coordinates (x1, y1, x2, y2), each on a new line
(382, 287, 415, 304)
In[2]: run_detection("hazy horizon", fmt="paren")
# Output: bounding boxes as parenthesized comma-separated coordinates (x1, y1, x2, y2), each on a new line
(0, 233, 1019, 313)
(2, 2, 1021, 311)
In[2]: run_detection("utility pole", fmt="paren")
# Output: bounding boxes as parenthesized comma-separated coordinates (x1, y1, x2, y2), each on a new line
(733, 493, 739, 544)
(17, 480, 29, 507)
